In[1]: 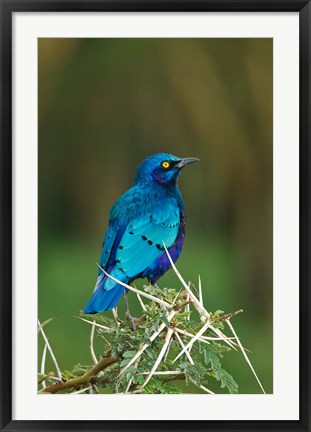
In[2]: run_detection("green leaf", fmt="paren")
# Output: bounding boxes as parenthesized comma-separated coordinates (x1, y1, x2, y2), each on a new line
(182, 362, 206, 386)
(159, 313, 170, 327)
(120, 358, 131, 368)
(146, 347, 156, 360)
(215, 368, 239, 394)
(203, 341, 228, 372)
(214, 310, 224, 315)
(204, 349, 211, 364)
(123, 350, 138, 358)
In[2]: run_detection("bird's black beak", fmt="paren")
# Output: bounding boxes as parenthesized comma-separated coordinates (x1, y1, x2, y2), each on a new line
(175, 157, 200, 169)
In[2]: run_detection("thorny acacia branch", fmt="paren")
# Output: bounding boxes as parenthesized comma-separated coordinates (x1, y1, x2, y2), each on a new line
(39, 246, 266, 395)
(43, 353, 120, 394)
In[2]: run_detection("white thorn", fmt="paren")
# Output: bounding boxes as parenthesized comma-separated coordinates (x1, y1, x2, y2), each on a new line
(173, 320, 212, 363)
(97, 263, 172, 309)
(174, 327, 210, 344)
(90, 320, 97, 364)
(198, 275, 203, 306)
(226, 319, 266, 394)
(117, 309, 178, 378)
(185, 290, 190, 321)
(136, 293, 147, 312)
(163, 245, 236, 351)
(141, 328, 174, 388)
(174, 331, 194, 364)
(40, 343, 48, 389)
(38, 319, 62, 379)
(112, 307, 120, 326)
(75, 316, 112, 331)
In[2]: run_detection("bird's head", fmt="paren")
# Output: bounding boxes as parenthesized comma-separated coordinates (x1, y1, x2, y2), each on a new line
(134, 153, 199, 186)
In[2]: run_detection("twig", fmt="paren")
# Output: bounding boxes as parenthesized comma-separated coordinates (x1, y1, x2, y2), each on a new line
(97, 263, 172, 309)
(191, 380, 214, 395)
(141, 328, 174, 388)
(163, 244, 207, 314)
(40, 343, 48, 389)
(100, 333, 112, 348)
(174, 327, 238, 344)
(90, 321, 97, 364)
(162, 373, 185, 383)
(93, 385, 100, 394)
(38, 319, 62, 379)
(174, 327, 210, 345)
(174, 331, 195, 364)
(117, 309, 178, 378)
(174, 331, 215, 394)
(185, 290, 190, 321)
(226, 319, 266, 394)
(138, 370, 182, 375)
(214, 309, 243, 323)
(41, 375, 62, 382)
(124, 360, 140, 394)
(136, 293, 147, 312)
(200, 335, 235, 341)
(37, 317, 54, 333)
(164, 337, 173, 362)
(172, 288, 182, 306)
(163, 245, 236, 351)
(70, 387, 90, 395)
(192, 299, 207, 322)
(198, 275, 203, 305)
(198, 275, 206, 322)
(43, 353, 119, 394)
(123, 388, 145, 394)
(112, 307, 121, 326)
(172, 320, 212, 363)
(75, 316, 112, 331)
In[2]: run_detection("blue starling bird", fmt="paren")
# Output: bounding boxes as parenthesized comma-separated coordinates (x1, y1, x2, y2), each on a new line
(84, 153, 199, 320)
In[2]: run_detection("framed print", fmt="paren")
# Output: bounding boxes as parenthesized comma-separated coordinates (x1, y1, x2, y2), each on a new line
(1, 1, 310, 431)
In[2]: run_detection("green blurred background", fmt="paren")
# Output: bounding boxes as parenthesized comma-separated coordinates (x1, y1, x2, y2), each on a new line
(38, 38, 273, 394)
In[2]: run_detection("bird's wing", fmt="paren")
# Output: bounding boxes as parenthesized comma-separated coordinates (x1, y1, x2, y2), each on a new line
(114, 197, 180, 280)
(98, 225, 118, 269)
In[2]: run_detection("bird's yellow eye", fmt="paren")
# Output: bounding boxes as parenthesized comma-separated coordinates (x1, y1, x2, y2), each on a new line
(162, 161, 170, 169)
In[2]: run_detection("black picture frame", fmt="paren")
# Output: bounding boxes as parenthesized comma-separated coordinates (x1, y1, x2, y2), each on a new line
(1, 1, 310, 431)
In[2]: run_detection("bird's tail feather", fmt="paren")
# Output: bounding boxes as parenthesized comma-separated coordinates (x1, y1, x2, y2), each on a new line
(84, 273, 125, 313)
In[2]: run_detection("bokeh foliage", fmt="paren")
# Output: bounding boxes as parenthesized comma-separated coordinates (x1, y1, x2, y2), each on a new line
(38, 38, 272, 393)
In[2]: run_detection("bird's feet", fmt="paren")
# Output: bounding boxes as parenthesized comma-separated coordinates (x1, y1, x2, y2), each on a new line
(125, 313, 137, 331)
(123, 290, 137, 331)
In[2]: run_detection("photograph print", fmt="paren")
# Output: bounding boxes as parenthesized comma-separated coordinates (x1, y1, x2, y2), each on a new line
(38, 38, 273, 395)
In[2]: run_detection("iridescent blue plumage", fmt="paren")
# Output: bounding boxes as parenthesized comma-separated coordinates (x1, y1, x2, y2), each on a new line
(84, 153, 198, 314)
